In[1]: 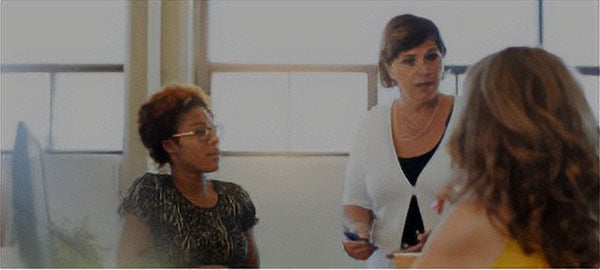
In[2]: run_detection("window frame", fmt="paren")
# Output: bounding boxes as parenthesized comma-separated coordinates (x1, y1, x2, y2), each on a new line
(0, 64, 125, 155)
(206, 62, 474, 156)
(201, 0, 598, 157)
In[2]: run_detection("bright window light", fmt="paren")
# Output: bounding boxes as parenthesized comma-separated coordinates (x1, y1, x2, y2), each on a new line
(211, 73, 290, 152)
(1, 73, 51, 149)
(208, 0, 537, 65)
(289, 73, 367, 152)
(543, 0, 599, 67)
(52, 73, 125, 151)
(1, 0, 126, 64)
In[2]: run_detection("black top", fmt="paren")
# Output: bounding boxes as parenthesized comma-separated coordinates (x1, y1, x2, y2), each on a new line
(397, 105, 453, 248)
(398, 143, 439, 186)
(118, 173, 258, 267)
(398, 143, 439, 248)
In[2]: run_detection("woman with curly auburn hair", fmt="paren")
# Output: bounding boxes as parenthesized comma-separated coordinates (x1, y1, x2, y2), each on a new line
(414, 47, 599, 268)
(116, 84, 259, 268)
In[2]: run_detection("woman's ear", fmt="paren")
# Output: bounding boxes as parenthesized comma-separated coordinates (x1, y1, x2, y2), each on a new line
(386, 64, 398, 86)
(162, 139, 177, 154)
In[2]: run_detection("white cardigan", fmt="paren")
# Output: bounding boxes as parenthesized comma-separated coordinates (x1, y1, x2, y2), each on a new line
(342, 99, 461, 267)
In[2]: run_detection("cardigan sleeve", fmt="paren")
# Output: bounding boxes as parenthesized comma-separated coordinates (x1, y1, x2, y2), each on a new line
(342, 110, 373, 209)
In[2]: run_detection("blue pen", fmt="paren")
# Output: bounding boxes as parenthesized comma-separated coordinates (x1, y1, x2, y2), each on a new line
(344, 229, 370, 243)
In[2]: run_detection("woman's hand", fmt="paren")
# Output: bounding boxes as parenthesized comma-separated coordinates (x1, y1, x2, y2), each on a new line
(403, 230, 430, 252)
(342, 205, 376, 260)
(385, 230, 431, 259)
(342, 238, 377, 260)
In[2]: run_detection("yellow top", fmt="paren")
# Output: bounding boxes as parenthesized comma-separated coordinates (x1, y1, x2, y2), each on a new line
(494, 238, 549, 268)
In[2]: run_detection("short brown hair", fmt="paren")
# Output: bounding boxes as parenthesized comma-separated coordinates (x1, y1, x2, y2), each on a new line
(137, 84, 211, 166)
(378, 14, 446, 88)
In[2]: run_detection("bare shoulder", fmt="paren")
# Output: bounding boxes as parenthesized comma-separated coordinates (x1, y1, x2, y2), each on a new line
(413, 199, 505, 268)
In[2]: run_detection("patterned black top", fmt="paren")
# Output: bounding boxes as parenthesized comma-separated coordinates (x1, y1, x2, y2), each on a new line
(118, 173, 258, 267)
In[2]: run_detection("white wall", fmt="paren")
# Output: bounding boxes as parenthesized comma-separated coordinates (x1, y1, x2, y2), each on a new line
(213, 155, 361, 268)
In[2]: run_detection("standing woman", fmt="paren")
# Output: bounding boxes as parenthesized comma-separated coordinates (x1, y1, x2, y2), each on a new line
(342, 14, 459, 267)
(414, 47, 599, 268)
(117, 84, 259, 268)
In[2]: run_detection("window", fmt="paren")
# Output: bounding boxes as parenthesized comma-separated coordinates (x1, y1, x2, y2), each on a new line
(211, 72, 290, 152)
(206, 0, 542, 154)
(51, 73, 125, 151)
(1, 0, 126, 152)
(1, 74, 51, 149)
(208, 0, 538, 65)
(543, 0, 599, 119)
(289, 73, 367, 152)
(212, 72, 367, 153)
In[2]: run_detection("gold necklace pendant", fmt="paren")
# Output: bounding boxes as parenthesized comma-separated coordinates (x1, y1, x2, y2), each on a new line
(394, 100, 441, 141)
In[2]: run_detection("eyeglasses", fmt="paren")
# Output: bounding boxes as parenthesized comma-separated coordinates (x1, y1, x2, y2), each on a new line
(171, 123, 218, 142)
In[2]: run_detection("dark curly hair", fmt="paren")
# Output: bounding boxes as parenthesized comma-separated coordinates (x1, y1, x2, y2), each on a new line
(378, 14, 446, 88)
(448, 47, 599, 267)
(137, 84, 211, 167)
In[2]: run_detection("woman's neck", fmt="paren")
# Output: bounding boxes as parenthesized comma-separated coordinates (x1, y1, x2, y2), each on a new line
(396, 93, 442, 113)
(171, 167, 218, 208)
(392, 94, 453, 157)
(171, 166, 208, 196)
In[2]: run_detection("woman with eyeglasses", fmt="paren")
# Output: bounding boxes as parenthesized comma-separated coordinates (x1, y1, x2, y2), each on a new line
(342, 14, 459, 267)
(116, 84, 259, 268)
